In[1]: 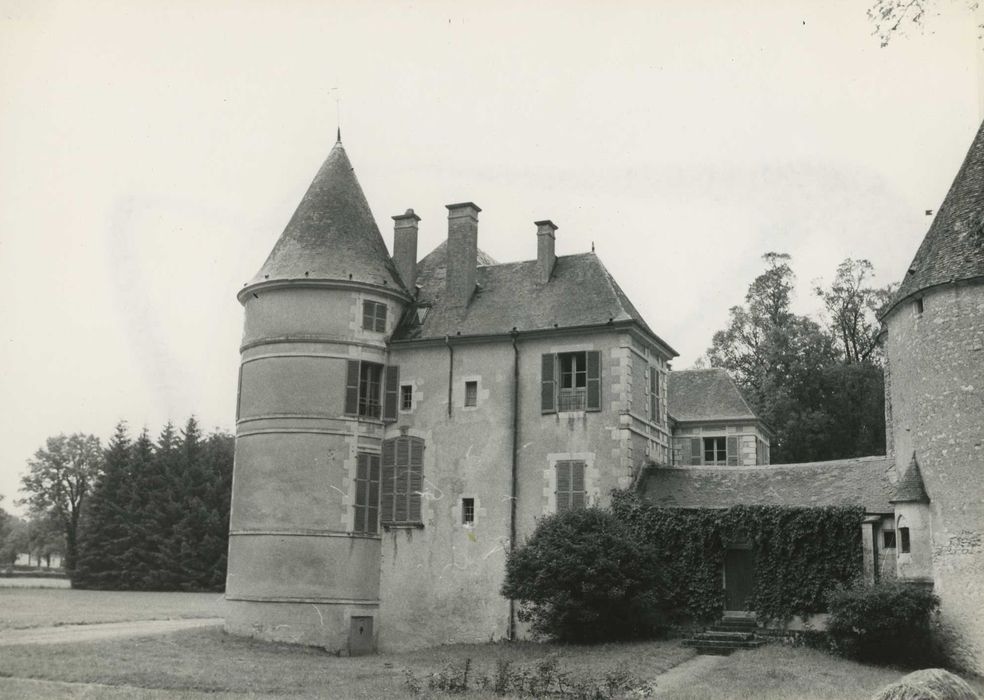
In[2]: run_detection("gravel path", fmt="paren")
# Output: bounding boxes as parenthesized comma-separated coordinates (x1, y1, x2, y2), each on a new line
(0, 617, 224, 646)
(652, 653, 727, 697)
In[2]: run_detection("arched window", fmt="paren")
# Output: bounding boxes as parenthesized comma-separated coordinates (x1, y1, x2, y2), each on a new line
(381, 436, 424, 525)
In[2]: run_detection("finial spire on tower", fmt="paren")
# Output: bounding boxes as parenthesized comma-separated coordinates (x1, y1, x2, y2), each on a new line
(337, 125, 341, 143)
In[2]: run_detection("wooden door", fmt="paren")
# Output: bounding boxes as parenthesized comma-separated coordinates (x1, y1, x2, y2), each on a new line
(724, 548, 755, 611)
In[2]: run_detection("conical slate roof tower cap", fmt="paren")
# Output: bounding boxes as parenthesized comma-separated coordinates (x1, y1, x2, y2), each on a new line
(881, 118, 984, 319)
(241, 139, 406, 300)
(891, 452, 930, 504)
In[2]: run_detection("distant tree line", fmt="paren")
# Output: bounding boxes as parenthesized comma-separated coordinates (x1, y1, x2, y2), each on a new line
(11, 418, 233, 591)
(702, 254, 895, 464)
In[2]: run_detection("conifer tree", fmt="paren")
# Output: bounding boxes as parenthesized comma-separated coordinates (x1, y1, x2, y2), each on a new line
(74, 422, 132, 588)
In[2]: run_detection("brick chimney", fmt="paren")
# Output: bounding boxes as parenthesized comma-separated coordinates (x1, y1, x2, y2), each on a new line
(535, 220, 557, 284)
(392, 209, 420, 290)
(445, 202, 481, 307)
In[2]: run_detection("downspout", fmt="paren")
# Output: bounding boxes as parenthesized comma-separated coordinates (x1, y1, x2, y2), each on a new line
(445, 335, 454, 418)
(508, 328, 520, 640)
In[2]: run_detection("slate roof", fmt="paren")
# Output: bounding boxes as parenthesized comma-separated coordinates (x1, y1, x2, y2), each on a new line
(882, 118, 984, 318)
(640, 456, 895, 514)
(394, 244, 677, 354)
(667, 369, 759, 423)
(243, 141, 405, 294)
(891, 453, 930, 504)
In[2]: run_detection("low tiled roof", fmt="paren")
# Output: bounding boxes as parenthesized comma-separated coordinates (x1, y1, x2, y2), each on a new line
(394, 244, 677, 354)
(640, 455, 895, 514)
(667, 369, 759, 423)
(882, 119, 984, 318)
(244, 142, 405, 293)
(891, 453, 930, 504)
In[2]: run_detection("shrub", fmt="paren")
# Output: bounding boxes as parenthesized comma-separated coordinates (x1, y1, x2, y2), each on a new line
(826, 581, 941, 666)
(501, 507, 666, 643)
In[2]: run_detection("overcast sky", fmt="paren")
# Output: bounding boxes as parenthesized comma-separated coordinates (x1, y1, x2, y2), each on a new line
(0, 0, 981, 513)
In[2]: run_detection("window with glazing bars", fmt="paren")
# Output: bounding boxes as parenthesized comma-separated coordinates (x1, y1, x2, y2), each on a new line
(362, 300, 387, 332)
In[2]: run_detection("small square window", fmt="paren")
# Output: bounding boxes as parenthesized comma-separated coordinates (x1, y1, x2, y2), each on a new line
(883, 531, 896, 549)
(900, 527, 911, 554)
(400, 385, 413, 411)
(462, 498, 475, 525)
(362, 300, 387, 332)
(464, 381, 478, 407)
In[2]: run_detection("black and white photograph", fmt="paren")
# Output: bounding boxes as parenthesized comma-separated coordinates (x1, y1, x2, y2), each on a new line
(0, 1, 982, 697)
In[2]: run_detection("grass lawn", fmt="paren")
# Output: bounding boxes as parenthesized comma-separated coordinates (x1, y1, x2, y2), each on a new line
(1, 590, 981, 699)
(3, 625, 981, 699)
(0, 589, 225, 630)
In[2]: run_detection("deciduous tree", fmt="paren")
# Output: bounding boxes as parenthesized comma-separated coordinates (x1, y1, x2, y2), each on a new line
(20, 433, 103, 576)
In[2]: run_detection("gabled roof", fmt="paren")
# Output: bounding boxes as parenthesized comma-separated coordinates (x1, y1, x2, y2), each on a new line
(882, 119, 984, 319)
(393, 245, 677, 354)
(640, 455, 895, 514)
(244, 141, 405, 293)
(667, 368, 759, 423)
(891, 452, 930, 504)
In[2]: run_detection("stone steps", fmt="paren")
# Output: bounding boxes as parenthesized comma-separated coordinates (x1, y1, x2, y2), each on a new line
(682, 617, 764, 656)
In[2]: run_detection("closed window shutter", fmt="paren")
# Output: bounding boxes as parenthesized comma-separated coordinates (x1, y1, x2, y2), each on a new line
(408, 438, 424, 522)
(571, 461, 586, 509)
(727, 436, 739, 466)
(586, 351, 602, 411)
(354, 453, 369, 532)
(344, 361, 360, 415)
(374, 303, 387, 332)
(556, 461, 571, 512)
(690, 437, 702, 465)
(383, 366, 399, 422)
(367, 454, 380, 534)
(649, 369, 656, 420)
(381, 439, 396, 522)
(394, 437, 410, 522)
(541, 354, 556, 413)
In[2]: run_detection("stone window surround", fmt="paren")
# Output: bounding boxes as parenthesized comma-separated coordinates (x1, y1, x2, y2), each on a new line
(542, 452, 598, 515)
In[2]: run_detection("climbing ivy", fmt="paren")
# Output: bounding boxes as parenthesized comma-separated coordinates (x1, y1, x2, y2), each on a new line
(610, 492, 864, 623)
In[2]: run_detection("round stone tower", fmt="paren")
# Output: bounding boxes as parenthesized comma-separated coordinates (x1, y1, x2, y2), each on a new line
(225, 137, 409, 651)
(880, 119, 984, 673)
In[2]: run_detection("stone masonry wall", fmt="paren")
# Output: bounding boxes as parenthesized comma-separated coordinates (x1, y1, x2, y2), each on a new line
(884, 279, 984, 673)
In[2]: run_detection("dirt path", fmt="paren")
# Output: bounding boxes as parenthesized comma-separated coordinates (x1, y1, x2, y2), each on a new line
(0, 617, 224, 646)
(652, 653, 727, 697)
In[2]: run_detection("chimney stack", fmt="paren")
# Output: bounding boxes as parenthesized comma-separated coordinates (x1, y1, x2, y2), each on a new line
(535, 220, 558, 284)
(445, 202, 481, 307)
(392, 209, 420, 290)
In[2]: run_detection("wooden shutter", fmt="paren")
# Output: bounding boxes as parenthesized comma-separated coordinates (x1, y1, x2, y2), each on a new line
(649, 369, 657, 420)
(362, 301, 373, 330)
(541, 354, 556, 414)
(383, 366, 399, 422)
(571, 461, 586, 509)
(344, 361, 360, 415)
(408, 437, 424, 522)
(354, 453, 369, 532)
(727, 436, 739, 466)
(367, 454, 380, 534)
(381, 439, 396, 523)
(374, 303, 387, 332)
(690, 437, 702, 466)
(586, 351, 602, 411)
(556, 461, 571, 512)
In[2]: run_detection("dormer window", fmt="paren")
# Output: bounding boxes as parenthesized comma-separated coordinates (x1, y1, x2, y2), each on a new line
(362, 300, 387, 332)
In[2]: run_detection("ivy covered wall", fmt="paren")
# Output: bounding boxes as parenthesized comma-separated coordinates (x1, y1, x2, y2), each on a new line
(611, 492, 864, 622)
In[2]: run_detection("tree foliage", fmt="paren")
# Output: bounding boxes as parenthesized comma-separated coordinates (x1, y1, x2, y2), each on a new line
(827, 581, 941, 666)
(501, 507, 667, 643)
(705, 253, 891, 463)
(19, 433, 103, 574)
(612, 492, 864, 623)
(73, 418, 234, 591)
